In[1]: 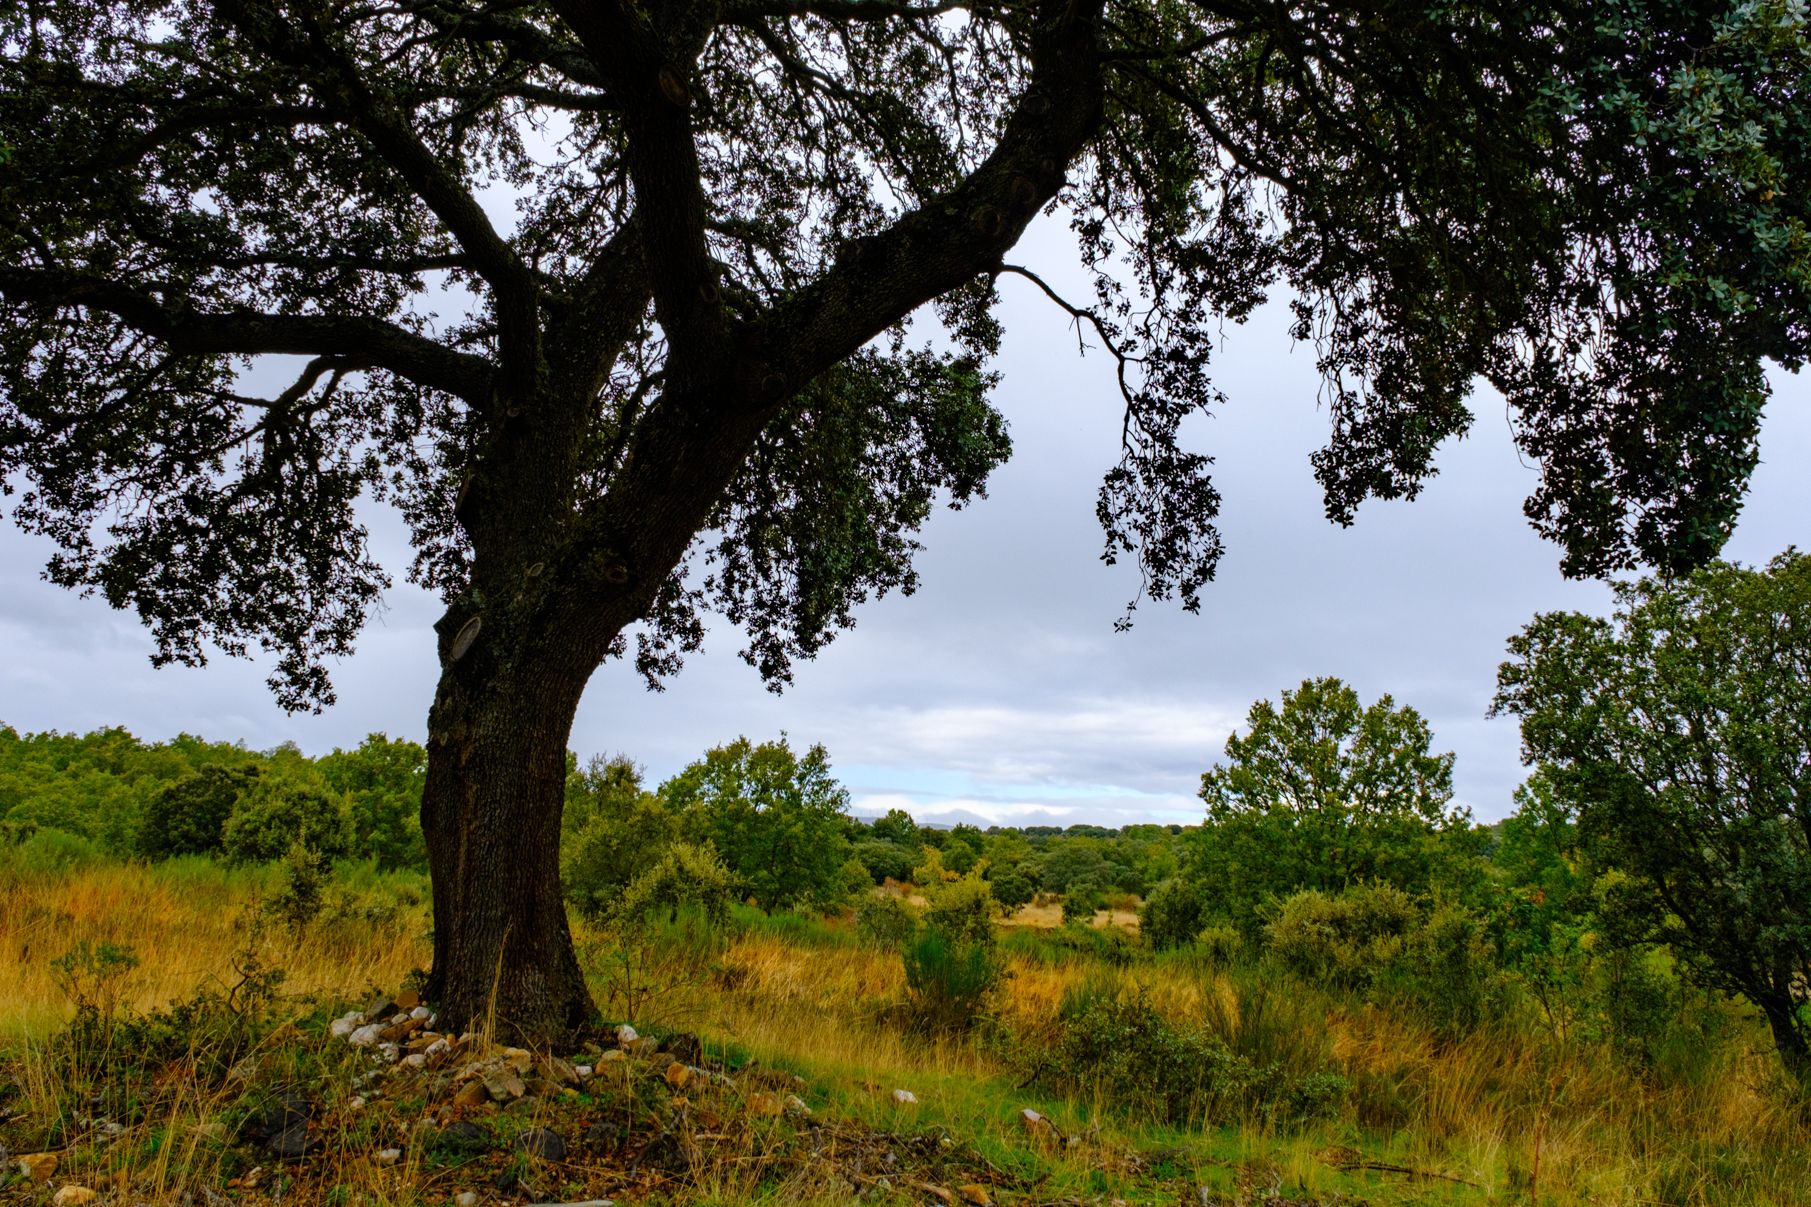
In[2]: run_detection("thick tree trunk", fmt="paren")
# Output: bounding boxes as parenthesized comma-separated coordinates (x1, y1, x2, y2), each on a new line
(419, 647, 597, 1044)
(1758, 990, 1811, 1088)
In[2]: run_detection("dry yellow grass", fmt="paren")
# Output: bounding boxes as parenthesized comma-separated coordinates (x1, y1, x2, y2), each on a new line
(0, 859, 429, 1041)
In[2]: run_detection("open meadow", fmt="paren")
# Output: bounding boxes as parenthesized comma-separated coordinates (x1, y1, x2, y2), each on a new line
(5, 844, 1809, 1207)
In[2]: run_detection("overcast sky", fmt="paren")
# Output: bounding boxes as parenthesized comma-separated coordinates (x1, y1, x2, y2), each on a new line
(3, 215, 1808, 827)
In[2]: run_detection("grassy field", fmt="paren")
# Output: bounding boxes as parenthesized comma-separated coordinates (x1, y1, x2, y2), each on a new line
(4, 857, 1809, 1206)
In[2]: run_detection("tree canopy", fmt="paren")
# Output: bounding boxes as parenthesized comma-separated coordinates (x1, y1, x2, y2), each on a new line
(5, 0, 1807, 1039)
(1494, 551, 1811, 1082)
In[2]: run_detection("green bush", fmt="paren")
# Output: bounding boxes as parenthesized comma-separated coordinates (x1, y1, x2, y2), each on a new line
(221, 775, 353, 865)
(902, 926, 1001, 1034)
(10, 826, 106, 874)
(1194, 923, 1245, 967)
(139, 763, 257, 859)
(1043, 977, 1345, 1126)
(1387, 901, 1505, 1036)
(1141, 877, 1209, 950)
(853, 839, 916, 885)
(856, 892, 920, 949)
(1265, 883, 1420, 988)
(561, 755, 671, 919)
(612, 840, 739, 925)
(923, 872, 998, 946)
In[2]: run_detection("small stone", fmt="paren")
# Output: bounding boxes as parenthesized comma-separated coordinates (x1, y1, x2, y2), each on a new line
(350, 1096, 368, 1109)
(52, 1187, 98, 1206)
(402, 1053, 428, 1069)
(437, 1121, 487, 1153)
(267, 1120, 315, 1159)
(376, 1148, 402, 1165)
(574, 1065, 593, 1079)
(18, 1154, 57, 1183)
(409, 1005, 432, 1021)
(783, 1094, 811, 1117)
(329, 1011, 365, 1038)
(378, 1042, 401, 1064)
(452, 1080, 489, 1109)
(394, 988, 422, 1010)
(892, 1088, 918, 1104)
(664, 1061, 692, 1089)
(512, 1127, 568, 1161)
(538, 1057, 580, 1086)
(615, 1023, 638, 1044)
(958, 1185, 993, 1206)
(455, 1194, 478, 1207)
(348, 1023, 384, 1047)
(597, 1049, 626, 1064)
(425, 1037, 451, 1058)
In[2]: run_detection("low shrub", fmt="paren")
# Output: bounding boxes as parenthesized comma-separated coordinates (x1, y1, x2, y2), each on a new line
(856, 892, 920, 949)
(1037, 977, 1346, 1127)
(612, 840, 738, 925)
(1266, 883, 1420, 989)
(1141, 877, 1209, 950)
(902, 926, 1001, 1034)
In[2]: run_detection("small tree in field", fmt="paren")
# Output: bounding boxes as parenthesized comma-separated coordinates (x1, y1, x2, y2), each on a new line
(6, 0, 1809, 1039)
(1188, 678, 1467, 933)
(1494, 552, 1811, 1084)
(662, 736, 852, 912)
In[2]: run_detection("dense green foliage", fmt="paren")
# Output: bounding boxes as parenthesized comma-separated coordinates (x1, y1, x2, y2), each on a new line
(1495, 551, 1811, 1080)
(0, 725, 424, 870)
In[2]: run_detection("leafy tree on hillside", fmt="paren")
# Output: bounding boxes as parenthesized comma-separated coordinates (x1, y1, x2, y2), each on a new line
(1187, 678, 1467, 933)
(7, 0, 1809, 1039)
(662, 737, 852, 912)
(1494, 551, 1811, 1083)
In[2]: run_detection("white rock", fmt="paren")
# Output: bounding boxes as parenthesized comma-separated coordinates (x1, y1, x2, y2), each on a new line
(348, 1023, 384, 1047)
(574, 1065, 593, 1079)
(350, 1096, 368, 1109)
(455, 1194, 479, 1207)
(410, 1005, 432, 1021)
(616, 1023, 638, 1044)
(378, 1042, 401, 1063)
(425, 1038, 450, 1058)
(330, 1012, 365, 1038)
(376, 1147, 402, 1164)
(402, 1053, 427, 1069)
(892, 1089, 918, 1104)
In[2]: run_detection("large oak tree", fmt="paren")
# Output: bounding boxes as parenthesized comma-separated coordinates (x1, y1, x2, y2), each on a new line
(3, 0, 1807, 1040)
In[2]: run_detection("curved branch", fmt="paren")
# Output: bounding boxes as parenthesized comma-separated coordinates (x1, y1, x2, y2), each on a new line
(0, 266, 496, 404)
